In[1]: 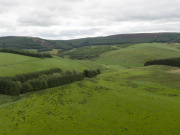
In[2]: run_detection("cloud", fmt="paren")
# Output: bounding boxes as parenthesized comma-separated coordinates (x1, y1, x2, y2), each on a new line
(0, 0, 180, 39)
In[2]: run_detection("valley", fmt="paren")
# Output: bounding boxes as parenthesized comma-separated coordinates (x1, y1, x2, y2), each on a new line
(0, 35, 180, 135)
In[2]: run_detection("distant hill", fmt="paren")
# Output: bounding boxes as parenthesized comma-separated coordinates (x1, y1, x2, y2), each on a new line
(0, 36, 56, 50)
(0, 32, 180, 51)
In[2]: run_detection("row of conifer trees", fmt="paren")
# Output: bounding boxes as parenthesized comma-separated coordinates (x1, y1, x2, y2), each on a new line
(0, 49, 52, 58)
(144, 57, 180, 67)
(0, 69, 101, 95)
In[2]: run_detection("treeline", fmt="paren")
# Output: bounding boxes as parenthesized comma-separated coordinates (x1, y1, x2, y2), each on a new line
(144, 57, 180, 67)
(0, 49, 52, 58)
(59, 46, 117, 60)
(37, 48, 52, 52)
(0, 68, 62, 95)
(11, 68, 62, 83)
(0, 69, 101, 95)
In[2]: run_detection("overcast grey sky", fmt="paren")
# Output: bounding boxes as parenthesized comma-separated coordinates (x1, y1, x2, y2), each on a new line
(0, 0, 180, 39)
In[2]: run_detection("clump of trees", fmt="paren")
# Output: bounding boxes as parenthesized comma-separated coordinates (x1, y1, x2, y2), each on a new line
(83, 69, 101, 78)
(0, 49, 52, 58)
(0, 68, 101, 95)
(144, 57, 180, 67)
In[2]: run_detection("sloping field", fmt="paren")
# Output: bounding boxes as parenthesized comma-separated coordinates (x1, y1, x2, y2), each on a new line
(0, 42, 180, 135)
(0, 66, 179, 135)
(0, 52, 104, 76)
(95, 43, 180, 67)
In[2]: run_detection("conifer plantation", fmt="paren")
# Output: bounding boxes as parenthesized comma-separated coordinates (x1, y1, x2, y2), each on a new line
(0, 68, 100, 95)
(144, 57, 180, 67)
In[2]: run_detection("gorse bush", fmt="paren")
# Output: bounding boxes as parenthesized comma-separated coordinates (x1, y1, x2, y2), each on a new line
(0, 68, 101, 95)
(0, 49, 52, 58)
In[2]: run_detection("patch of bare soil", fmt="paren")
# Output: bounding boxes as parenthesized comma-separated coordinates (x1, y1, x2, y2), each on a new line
(167, 68, 180, 74)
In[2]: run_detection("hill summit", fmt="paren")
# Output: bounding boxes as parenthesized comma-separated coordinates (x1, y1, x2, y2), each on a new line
(0, 32, 180, 51)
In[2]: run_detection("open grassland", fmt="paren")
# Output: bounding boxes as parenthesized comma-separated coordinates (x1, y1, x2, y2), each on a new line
(95, 43, 180, 67)
(0, 52, 104, 77)
(0, 43, 180, 135)
(0, 65, 179, 135)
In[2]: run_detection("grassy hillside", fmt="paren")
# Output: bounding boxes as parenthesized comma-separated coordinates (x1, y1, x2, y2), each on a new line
(0, 41, 180, 135)
(57, 33, 180, 49)
(0, 66, 179, 135)
(95, 43, 180, 67)
(0, 36, 68, 51)
(59, 45, 118, 60)
(0, 52, 104, 77)
(0, 37, 45, 49)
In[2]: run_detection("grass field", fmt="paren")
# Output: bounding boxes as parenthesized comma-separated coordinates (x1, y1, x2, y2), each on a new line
(0, 43, 180, 135)
(0, 66, 179, 135)
(0, 52, 104, 76)
(95, 43, 180, 67)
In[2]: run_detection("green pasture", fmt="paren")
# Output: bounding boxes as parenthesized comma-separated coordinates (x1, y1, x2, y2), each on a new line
(0, 43, 180, 135)
(0, 65, 179, 135)
(95, 43, 180, 67)
(0, 52, 104, 76)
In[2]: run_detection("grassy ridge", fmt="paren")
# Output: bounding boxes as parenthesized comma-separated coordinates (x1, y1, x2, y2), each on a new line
(0, 66, 179, 135)
(1, 33, 180, 51)
(95, 43, 180, 67)
(0, 37, 45, 49)
(57, 33, 180, 50)
(0, 53, 104, 76)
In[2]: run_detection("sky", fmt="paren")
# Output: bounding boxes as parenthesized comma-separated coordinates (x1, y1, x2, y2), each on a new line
(0, 0, 180, 40)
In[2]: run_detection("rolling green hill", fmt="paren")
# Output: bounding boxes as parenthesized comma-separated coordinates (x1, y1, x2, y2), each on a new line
(0, 65, 179, 135)
(0, 34, 180, 135)
(1, 32, 180, 51)
(95, 43, 180, 67)
(0, 52, 104, 77)
(56, 33, 180, 50)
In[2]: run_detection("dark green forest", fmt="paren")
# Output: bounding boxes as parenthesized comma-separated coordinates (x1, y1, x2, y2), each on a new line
(0, 68, 100, 95)
(144, 57, 180, 67)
